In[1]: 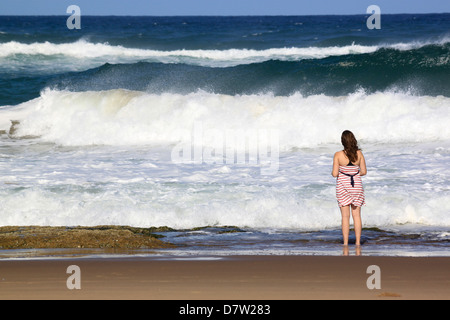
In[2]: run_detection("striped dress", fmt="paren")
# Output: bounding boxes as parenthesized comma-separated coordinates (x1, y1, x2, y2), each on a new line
(336, 163, 365, 207)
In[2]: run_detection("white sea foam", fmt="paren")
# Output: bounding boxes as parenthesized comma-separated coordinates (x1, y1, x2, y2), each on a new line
(0, 38, 447, 68)
(0, 152, 449, 229)
(1, 88, 449, 231)
(0, 40, 376, 61)
(3, 88, 449, 148)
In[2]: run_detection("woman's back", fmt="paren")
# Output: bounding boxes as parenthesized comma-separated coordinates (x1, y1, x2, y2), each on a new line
(332, 150, 367, 177)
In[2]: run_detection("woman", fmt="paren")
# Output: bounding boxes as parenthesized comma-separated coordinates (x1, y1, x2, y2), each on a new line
(332, 130, 367, 246)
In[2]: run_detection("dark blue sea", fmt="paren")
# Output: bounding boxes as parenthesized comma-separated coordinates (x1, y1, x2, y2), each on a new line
(0, 15, 449, 258)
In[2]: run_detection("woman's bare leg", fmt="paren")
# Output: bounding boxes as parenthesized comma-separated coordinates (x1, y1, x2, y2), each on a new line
(340, 206, 351, 245)
(351, 205, 362, 246)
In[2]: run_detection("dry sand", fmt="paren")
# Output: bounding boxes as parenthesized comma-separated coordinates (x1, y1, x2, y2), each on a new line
(0, 255, 448, 300)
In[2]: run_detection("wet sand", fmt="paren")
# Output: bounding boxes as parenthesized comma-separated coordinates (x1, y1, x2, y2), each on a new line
(0, 255, 448, 300)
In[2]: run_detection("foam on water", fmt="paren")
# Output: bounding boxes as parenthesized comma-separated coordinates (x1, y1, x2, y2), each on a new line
(0, 40, 378, 61)
(3, 89, 449, 148)
(0, 137, 449, 230)
(1, 87, 449, 231)
(0, 38, 448, 71)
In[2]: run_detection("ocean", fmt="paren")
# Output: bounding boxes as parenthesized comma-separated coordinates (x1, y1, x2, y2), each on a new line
(0, 14, 449, 258)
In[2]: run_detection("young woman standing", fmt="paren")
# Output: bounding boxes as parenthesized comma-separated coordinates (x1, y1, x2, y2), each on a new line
(332, 130, 367, 246)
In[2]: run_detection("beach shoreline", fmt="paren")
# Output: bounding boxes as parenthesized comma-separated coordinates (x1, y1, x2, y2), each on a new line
(0, 255, 448, 300)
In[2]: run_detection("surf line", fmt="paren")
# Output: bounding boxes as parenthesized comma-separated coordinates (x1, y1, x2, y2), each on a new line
(171, 121, 279, 175)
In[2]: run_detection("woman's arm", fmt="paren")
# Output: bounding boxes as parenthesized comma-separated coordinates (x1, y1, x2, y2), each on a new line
(358, 151, 367, 176)
(331, 152, 340, 177)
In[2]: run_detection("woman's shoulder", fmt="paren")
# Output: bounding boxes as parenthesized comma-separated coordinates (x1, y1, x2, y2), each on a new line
(334, 151, 347, 163)
(334, 150, 344, 160)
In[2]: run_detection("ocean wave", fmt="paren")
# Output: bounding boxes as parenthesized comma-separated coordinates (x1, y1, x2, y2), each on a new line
(1, 38, 448, 101)
(0, 37, 448, 68)
(37, 40, 449, 98)
(2, 88, 449, 148)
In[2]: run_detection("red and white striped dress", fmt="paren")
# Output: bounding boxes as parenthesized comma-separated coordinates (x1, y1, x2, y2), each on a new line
(336, 163, 365, 207)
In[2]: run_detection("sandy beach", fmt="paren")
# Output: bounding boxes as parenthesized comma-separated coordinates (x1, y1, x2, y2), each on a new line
(0, 255, 448, 300)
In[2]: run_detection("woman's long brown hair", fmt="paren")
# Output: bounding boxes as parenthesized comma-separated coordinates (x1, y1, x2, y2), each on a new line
(341, 130, 360, 163)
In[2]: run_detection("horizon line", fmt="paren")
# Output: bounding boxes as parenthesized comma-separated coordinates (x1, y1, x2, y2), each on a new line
(0, 12, 449, 17)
